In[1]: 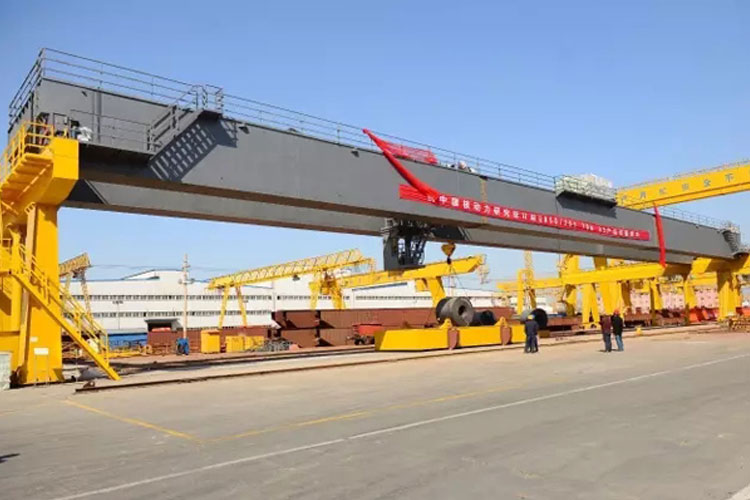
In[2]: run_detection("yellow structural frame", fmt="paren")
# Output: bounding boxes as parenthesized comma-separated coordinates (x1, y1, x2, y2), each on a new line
(309, 255, 486, 310)
(0, 123, 119, 384)
(208, 249, 375, 328)
(497, 255, 750, 323)
(617, 161, 750, 209)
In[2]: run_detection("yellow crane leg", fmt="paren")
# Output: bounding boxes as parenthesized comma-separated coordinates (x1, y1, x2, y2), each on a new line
(16, 205, 64, 384)
(593, 257, 617, 315)
(309, 282, 320, 310)
(418, 277, 446, 307)
(331, 288, 345, 309)
(562, 285, 577, 316)
(235, 286, 248, 327)
(717, 271, 739, 320)
(648, 279, 664, 322)
(217, 288, 229, 329)
(581, 283, 600, 328)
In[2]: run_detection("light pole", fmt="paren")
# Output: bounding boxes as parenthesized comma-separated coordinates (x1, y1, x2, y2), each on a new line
(112, 299, 123, 331)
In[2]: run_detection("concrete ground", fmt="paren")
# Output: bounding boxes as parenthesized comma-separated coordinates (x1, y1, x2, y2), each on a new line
(1, 331, 750, 500)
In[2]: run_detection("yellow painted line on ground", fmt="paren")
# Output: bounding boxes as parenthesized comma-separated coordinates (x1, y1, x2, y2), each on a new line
(64, 400, 201, 442)
(209, 380, 545, 444)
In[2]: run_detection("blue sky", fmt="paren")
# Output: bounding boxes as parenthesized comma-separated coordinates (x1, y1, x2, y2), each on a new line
(1, 1, 748, 285)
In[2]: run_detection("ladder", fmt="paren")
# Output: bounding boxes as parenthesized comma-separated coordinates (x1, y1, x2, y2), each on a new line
(0, 122, 55, 209)
(0, 240, 120, 380)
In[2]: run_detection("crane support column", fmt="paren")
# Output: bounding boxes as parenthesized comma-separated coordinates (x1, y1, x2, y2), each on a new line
(594, 257, 617, 314)
(20, 204, 64, 383)
(649, 279, 664, 321)
(717, 271, 740, 320)
(581, 283, 600, 328)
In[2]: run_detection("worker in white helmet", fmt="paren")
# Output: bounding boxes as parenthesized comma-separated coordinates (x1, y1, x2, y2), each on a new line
(524, 313, 539, 353)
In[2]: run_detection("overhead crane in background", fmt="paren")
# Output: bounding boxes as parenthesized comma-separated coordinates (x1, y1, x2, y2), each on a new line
(207, 249, 374, 328)
(309, 253, 486, 310)
(498, 255, 750, 325)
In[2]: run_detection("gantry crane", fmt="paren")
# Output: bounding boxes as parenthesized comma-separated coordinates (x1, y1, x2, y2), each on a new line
(207, 249, 375, 328)
(498, 255, 750, 325)
(58, 252, 94, 357)
(59, 253, 92, 315)
(309, 254, 486, 310)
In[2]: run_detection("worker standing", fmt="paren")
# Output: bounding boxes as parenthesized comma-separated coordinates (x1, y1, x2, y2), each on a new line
(601, 314, 612, 352)
(524, 313, 539, 353)
(612, 309, 624, 351)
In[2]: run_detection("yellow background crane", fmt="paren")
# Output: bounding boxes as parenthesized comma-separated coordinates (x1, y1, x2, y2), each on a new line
(309, 255, 486, 310)
(207, 249, 375, 328)
(59, 253, 92, 314)
(617, 160, 750, 209)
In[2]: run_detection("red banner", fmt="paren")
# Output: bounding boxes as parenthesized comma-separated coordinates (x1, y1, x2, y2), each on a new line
(400, 185, 651, 241)
(363, 130, 438, 165)
(653, 204, 666, 266)
(364, 129, 651, 242)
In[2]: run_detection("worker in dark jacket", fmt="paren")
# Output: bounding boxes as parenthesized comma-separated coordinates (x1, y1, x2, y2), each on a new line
(612, 309, 624, 351)
(524, 314, 539, 353)
(601, 314, 612, 352)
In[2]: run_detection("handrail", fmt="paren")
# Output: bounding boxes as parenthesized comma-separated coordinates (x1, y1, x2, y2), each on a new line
(7, 49, 737, 231)
(0, 122, 55, 185)
(10, 241, 109, 358)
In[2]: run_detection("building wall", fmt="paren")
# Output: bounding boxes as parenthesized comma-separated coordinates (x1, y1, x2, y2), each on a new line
(68, 270, 497, 334)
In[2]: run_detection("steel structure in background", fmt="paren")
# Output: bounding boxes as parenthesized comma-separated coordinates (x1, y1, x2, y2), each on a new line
(497, 255, 750, 323)
(207, 249, 374, 328)
(309, 255, 486, 310)
(59, 252, 92, 313)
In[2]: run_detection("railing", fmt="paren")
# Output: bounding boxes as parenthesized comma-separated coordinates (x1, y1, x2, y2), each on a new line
(9, 241, 110, 359)
(0, 122, 54, 185)
(8, 49, 738, 230)
(647, 206, 735, 231)
(221, 93, 556, 189)
(12, 49, 555, 189)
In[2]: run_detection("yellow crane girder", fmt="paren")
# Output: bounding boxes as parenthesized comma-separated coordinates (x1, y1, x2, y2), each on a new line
(208, 249, 374, 290)
(58, 252, 93, 318)
(498, 256, 750, 292)
(310, 255, 485, 310)
(617, 160, 750, 209)
(59, 253, 91, 278)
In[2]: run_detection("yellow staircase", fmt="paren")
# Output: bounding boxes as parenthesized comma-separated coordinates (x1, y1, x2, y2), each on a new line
(0, 123, 56, 210)
(0, 240, 120, 380)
